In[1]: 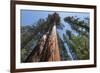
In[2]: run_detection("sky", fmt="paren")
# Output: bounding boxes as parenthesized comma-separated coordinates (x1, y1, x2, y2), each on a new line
(21, 10, 90, 26)
(21, 9, 90, 41)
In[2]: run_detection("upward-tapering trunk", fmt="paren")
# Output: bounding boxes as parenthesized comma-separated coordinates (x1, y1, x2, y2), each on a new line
(25, 24, 61, 62)
(47, 25, 60, 61)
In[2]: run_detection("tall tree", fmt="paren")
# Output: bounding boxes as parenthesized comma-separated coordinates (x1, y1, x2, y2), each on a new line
(63, 16, 89, 60)
(25, 12, 62, 62)
(64, 16, 89, 36)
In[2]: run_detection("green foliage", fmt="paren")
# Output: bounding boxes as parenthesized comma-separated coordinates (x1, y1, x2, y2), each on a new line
(47, 12, 60, 25)
(21, 48, 29, 62)
(63, 16, 89, 60)
(63, 33, 89, 60)
(64, 16, 90, 35)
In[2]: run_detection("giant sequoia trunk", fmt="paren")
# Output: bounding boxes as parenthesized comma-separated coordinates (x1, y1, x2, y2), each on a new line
(46, 25, 60, 61)
(25, 24, 61, 62)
